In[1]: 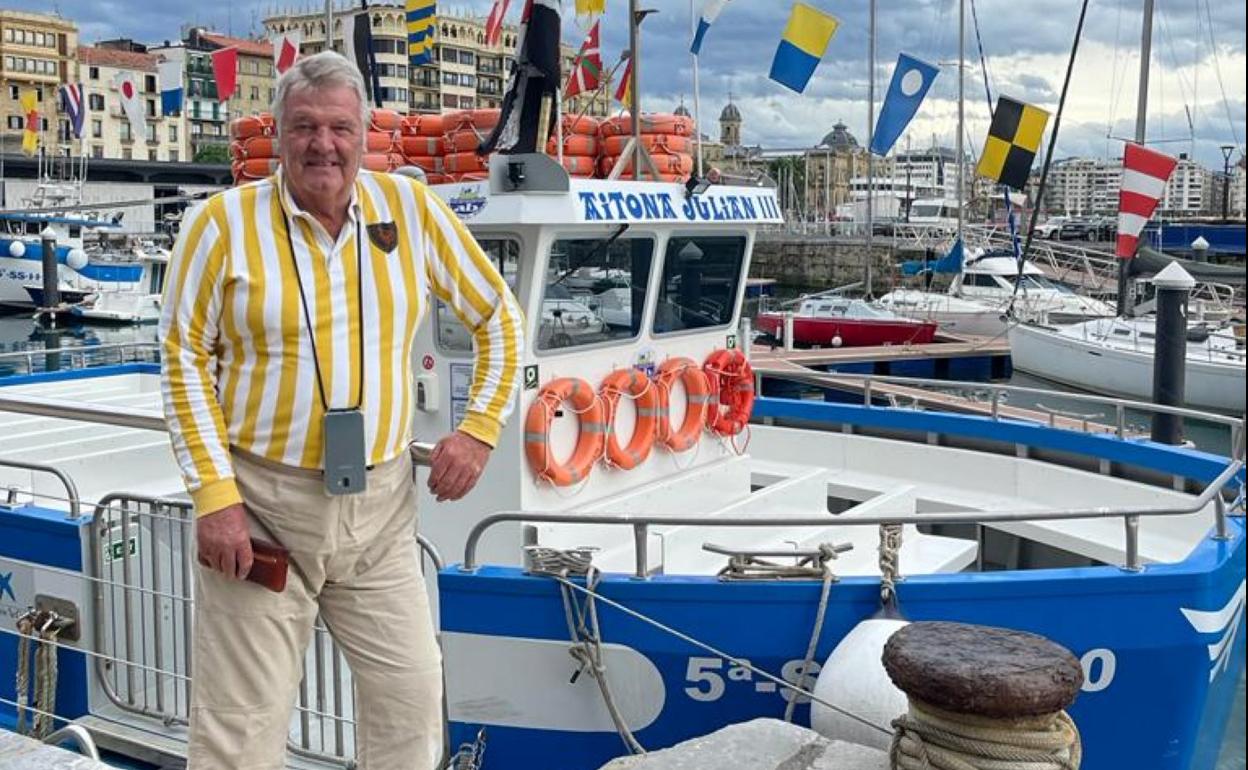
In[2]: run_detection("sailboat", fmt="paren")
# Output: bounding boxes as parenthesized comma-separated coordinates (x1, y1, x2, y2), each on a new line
(1007, 1, 1246, 412)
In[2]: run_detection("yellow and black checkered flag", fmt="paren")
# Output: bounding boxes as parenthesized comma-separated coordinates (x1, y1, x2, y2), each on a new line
(977, 96, 1050, 190)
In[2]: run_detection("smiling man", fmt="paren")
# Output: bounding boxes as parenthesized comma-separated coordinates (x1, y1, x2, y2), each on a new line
(159, 52, 524, 769)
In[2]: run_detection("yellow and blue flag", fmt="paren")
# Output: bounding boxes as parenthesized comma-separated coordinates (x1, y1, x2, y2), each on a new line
(870, 53, 939, 156)
(406, 0, 436, 67)
(769, 2, 839, 94)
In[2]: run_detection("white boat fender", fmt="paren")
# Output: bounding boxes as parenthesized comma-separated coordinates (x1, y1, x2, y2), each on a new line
(66, 249, 89, 271)
(8, 240, 26, 258)
(809, 524, 909, 751)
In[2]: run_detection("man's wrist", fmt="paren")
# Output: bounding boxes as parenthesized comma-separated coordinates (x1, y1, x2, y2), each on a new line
(456, 411, 501, 448)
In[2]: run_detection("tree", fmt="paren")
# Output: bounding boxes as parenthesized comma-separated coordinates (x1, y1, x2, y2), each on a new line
(194, 144, 231, 165)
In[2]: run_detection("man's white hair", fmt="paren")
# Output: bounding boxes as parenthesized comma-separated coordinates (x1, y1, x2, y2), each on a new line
(272, 51, 370, 141)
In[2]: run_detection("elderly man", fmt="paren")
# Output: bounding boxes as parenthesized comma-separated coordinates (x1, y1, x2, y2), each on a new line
(160, 52, 523, 769)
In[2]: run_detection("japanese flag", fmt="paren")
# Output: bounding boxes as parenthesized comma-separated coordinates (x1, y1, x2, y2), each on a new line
(113, 71, 146, 142)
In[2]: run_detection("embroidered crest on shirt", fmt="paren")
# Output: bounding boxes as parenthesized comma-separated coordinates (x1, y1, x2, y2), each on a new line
(367, 221, 398, 253)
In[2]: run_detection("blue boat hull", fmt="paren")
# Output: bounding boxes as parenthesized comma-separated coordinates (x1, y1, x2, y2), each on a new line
(443, 525, 1246, 769)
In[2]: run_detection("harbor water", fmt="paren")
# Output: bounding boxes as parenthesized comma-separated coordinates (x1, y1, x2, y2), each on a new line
(0, 313, 1243, 765)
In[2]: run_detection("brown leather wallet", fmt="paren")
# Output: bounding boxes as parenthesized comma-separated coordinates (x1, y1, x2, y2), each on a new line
(246, 538, 290, 593)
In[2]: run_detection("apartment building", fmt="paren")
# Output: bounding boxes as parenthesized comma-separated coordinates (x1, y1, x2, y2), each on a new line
(1160, 156, 1214, 216)
(77, 44, 187, 162)
(1231, 157, 1246, 219)
(0, 9, 77, 154)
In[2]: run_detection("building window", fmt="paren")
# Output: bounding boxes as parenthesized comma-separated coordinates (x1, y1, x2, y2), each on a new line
(89, 65, 99, 80)
(250, 85, 259, 100)
(88, 93, 104, 111)
(442, 72, 457, 86)
(170, 149, 179, 162)
(122, 147, 132, 160)
(149, 149, 158, 160)
(459, 50, 474, 65)
(92, 144, 104, 158)
(147, 124, 157, 143)
(169, 124, 178, 142)
(5, 116, 21, 130)
(3, 30, 11, 43)
(7, 84, 18, 100)
(147, 98, 156, 117)
(121, 122, 133, 141)
(92, 119, 102, 138)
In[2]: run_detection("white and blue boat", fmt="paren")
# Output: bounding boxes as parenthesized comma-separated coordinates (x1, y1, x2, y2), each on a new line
(0, 159, 1243, 769)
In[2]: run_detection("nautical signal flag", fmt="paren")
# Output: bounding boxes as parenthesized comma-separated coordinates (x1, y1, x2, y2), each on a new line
(1116, 142, 1178, 259)
(407, 0, 436, 66)
(870, 53, 939, 157)
(565, 21, 601, 99)
(58, 84, 85, 139)
(691, 0, 731, 56)
(614, 55, 633, 107)
(158, 58, 183, 117)
(977, 95, 1050, 191)
(484, 0, 510, 47)
(273, 30, 301, 75)
(20, 89, 39, 155)
(769, 2, 839, 94)
(210, 47, 238, 103)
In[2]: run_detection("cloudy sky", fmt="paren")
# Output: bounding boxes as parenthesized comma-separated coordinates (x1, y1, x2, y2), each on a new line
(19, 0, 1246, 169)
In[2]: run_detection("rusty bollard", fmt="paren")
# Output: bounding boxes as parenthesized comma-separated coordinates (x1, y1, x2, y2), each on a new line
(882, 621, 1084, 769)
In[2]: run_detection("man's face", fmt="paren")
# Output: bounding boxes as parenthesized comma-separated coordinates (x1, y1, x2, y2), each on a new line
(279, 84, 364, 207)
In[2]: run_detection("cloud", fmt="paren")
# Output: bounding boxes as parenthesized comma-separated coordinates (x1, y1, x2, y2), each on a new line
(14, 0, 1245, 168)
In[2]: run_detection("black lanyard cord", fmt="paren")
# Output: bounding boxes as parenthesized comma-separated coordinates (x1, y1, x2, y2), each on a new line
(281, 208, 365, 413)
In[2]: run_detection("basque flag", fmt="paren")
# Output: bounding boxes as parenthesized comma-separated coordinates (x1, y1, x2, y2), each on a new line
(870, 53, 939, 156)
(58, 83, 85, 139)
(691, 0, 730, 56)
(769, 2, 839, 94)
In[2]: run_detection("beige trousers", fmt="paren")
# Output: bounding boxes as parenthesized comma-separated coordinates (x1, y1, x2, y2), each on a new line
(188, 449, 443, 770)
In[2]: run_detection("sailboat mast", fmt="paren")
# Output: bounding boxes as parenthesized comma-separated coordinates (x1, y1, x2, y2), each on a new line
(956, 0, 965, 244)
(865, 0, 876, 296)
(1117, 0, 1154, 316)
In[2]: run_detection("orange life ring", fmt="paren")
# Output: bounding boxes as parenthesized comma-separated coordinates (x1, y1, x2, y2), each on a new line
(561, 114, 601, 136)
(402, 113, 445, 137)
(232, 157, 280, 180)
(361, 153, 402, 172)
(230, 114, 275, 140)
(424, 173, 453, 184)
(401, 135, 444, 157)
(559, 155, 597, 176)
(599, 114, 695, 138)
(546, 134, 599, 157)
(444, 109, 502, 132)
(598, 152, 693, 178)
(524, 378, 607, 486)
(444, 151, 490, 174)
(366, 130, 396, 153)
(369, 108, 403, 132)
(446, 128, 490, 153)
(703, 349, 754, 437)
(598, 369, 659, 470)
(600, 133, 694, 157)
(401, 155, 442, 173)
(655, 358, 712, 451)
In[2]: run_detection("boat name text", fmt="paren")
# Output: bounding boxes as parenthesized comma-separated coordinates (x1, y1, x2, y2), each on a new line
(578, 191, 781, 224)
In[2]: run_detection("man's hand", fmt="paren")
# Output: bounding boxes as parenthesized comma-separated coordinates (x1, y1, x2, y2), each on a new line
(197, 503, 254, 580)
(427, 431, 492, 502)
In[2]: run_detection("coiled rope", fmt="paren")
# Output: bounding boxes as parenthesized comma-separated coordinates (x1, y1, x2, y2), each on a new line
(890, 699, 1082, 770)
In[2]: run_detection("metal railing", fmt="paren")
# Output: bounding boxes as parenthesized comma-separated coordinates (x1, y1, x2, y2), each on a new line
(0, 343, 161, 377)
(462, 457, 1243, 576)
(0, 457, 82, 518)
(754, 368, 1246, 449)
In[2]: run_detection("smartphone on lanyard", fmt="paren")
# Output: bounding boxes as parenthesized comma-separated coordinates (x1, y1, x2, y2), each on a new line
(323, 408, 367, 495)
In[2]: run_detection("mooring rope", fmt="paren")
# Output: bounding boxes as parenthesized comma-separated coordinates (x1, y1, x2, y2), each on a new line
(890, 700, 1082, 770)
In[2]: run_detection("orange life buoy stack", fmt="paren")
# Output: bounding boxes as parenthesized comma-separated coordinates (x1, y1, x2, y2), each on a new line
(399, 113, 448, 183)
(363, 109, 403, 173)
(547, 114, 600, 179)
(655, 358, 713, 452)
(597, 113, 696, 183)
(524, 377, 607, 487)
(229, 114, 278, 186)
(598, 368, 659, 470)
(441, 109, 500, 183)
(703, 349, 755, 437)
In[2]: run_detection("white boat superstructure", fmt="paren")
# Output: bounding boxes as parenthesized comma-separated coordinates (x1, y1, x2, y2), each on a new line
(68, 248, 170, 325)
(1008, 316, 1246, 413)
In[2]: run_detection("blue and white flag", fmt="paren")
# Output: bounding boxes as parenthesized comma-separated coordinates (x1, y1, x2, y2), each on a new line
(58, 83, 84, 138)
(158, 58, 183, 116)
(870, 53, 939, 156)
(691, 0, 730, 56)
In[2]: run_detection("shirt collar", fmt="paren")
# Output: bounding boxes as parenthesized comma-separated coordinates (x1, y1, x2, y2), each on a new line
(275, 168, 364, 227)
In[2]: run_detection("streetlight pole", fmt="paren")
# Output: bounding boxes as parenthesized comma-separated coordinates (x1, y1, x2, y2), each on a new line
(1221, 145, 1234, 223)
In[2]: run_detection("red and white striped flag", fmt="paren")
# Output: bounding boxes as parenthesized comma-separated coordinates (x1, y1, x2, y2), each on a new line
(273, 30, 301, 75)
(485, 0, 511, 46)
(1116, 142, 1179, 259)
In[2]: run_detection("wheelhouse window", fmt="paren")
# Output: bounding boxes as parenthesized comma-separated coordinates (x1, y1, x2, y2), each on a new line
(653, 235, 746, 334)
(435, 238, 521, 353)
(538, 235, 654, 351)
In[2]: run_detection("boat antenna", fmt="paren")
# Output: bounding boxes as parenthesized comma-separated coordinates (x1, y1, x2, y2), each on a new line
(1116, 0, 1154, 317)
(1005, 0, 1091, 316)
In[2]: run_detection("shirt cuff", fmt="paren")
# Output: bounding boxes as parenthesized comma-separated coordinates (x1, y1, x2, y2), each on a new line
(457, 410, 502, 448)
(190, 477, 243, 518)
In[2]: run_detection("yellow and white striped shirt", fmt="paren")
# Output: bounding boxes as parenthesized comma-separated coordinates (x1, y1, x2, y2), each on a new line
(160, 170, 524, 516)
